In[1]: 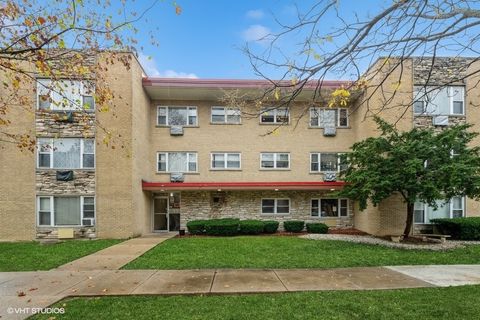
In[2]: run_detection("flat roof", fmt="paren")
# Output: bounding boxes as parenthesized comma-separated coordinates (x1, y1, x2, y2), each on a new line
(142, 77, 351, 101)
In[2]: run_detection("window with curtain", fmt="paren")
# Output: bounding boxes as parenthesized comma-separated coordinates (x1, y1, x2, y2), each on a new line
(37, 138, 94, 169)
(414, 197, 464, 224)
(310, 108, 349, 127)
(311, 199, 349, 217)
(413, 86, 465, 115)
(157, 106, 197, 126)
(36, 79, 94, 111)
(157, 152, 198, 172)
(54, 197, 81, 226)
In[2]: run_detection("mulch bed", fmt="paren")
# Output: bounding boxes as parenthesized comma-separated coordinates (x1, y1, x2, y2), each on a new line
(175, 228, 368, 238)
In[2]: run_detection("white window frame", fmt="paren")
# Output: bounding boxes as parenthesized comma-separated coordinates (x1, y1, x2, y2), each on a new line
(210, 152, 242, 170)
(310, 153, 346, 173)
(36, 79, 95, 112)
(413, 86, 465, 116)
(157, 152, 198, 173)
(259, 108, 290, 124)
(260, 152, 290, 170)
(36, 138, 95, 169)
(261, 198, 290, 215)
(156, 106, 198, 126)
(311, 198, 349, 218)
(210, 106, 241, 124)
(309, 108, 349, 128)
(36, 196, 95, 227)
(413, 197, 465, 224)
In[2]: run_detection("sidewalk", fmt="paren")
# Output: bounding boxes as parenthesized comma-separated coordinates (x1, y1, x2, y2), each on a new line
(56, 233, 176, 271)
(2, 265, 480, 319)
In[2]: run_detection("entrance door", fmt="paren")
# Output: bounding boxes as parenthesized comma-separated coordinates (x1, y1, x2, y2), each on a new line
(153, 197, 168, 232)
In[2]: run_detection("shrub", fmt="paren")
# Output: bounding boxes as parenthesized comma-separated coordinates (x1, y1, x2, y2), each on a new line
(186, 220, 207, 235)
(283, 220, 305, 233)
(431, 217, 480, 240)
(306, 222, 329, 234)
(239, 220, 264, 235)
(263, 220, 279, 234)
(204, 218, 240, 236)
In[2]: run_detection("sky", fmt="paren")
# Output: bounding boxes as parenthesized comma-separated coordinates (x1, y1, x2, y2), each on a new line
(134, 0, 378, 79)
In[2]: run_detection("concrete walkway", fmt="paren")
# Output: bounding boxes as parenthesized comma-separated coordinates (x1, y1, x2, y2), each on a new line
(2, 265, 480, 319)
(56, 233, 176, 271)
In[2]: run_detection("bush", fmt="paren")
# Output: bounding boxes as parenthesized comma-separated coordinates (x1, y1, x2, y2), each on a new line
(263, 220, 279, 234)
(431, 217, 480, 240)
(283, 220, 305, 233)
(204, 218, 240, 236)
(306, 222, 329, 234)
(239, 220, 264, 235)
(186, 220, 207, 235)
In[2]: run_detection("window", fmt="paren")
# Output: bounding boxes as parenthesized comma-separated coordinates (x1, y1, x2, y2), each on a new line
(37, 138, 94, 169)
(414, 197, 464, 224)
(310, 153, 347, 172)
(37, 79, 95, 111)
(211, 153, 241, 169)
(311, 199, 349, 217)
(211, 107, 241, 124)
(157, 106, 197, 126)
(260, 153, 290, 169)
(260, 108, 289, 124)
(310, 108, 349, 127)
(261, 199, 290, 215)
(413, 86, 465, 116)
(37, 196, 95, 226)
(157, 152, 198, 172)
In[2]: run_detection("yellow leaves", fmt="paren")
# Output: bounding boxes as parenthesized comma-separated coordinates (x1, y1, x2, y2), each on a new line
(37, 17, 46, 25)
(175, 5, 182, 15)
(391, 81, 402, 91)
(24, 18, 33, 27)
(328, 87, 351, 108)
(271, 128, 280, 136)
(274, 88, 280, 101)
(12, 77, 20, 90)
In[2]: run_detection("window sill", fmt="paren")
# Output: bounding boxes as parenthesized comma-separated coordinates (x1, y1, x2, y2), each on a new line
(37, 109, 95, 114)
(308, 126, 351, 129)
(413, 114, 466, 118)
(36, 168, 95, 171)
(209, 122, 242, 125)
(259, 168, 291, 171)
(259, 122, 291, 126)
(155, 172, 200, 175)
(310, 216, 350, 219)
(260, 213, 290, 216)
(155, 125, 199, 128)
(210, 169, 242, 171)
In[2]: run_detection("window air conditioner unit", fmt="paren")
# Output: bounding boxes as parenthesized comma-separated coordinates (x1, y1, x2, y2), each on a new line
(323, 126, 337, 136)
(323, 172, 337, 182)
(170, 172, 184, 182)
(170, 125, 184, 136)
(433, 115, 449, 126)
(82, 218, 95, 226)
(56, 111, 74, 123)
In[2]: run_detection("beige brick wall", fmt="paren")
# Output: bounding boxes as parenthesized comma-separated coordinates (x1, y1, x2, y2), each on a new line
(0, 68, 36, 240)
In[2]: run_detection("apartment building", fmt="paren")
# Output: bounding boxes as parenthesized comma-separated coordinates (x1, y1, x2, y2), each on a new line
(1, 54, 480, 240)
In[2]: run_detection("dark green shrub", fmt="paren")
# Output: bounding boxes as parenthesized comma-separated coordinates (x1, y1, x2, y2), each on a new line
(186, 220, 207, 235)
(263, 220, 279, 234)
(431, 217, 480, 240)
(239, 220, 264, 234)
(306, 222, 329, 234)
(283, 220, 305, 233)
(204, 218, 240, 236)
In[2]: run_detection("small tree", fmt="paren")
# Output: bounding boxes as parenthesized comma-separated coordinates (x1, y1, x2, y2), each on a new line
(339, 117, 480, 236)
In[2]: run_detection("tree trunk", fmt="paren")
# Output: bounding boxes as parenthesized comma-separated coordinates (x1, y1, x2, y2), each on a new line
(403, 202, 414, 238)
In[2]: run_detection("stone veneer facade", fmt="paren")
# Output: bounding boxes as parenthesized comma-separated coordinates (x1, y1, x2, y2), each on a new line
(180, 191, 354, 229)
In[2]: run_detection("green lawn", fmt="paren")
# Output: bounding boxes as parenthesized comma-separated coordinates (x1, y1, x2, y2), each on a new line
(31, 285, 480, 320)
(0, 239, 122, 271)
(124, 236, 480, 269)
